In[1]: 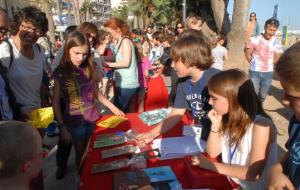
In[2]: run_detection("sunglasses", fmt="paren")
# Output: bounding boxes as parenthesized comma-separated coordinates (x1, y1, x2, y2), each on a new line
(250, 15, 256, 17)
(177, 26, 184, 29)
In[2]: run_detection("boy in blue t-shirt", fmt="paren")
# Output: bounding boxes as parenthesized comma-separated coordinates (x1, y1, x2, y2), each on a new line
(136, 35, 219, 145)
(268, 42, 300, 189)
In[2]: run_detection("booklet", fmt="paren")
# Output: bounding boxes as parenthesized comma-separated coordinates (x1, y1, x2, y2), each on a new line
(113, 171, 151, 190)
(143, 166, 181, 190)
(101, 145, 140, 159)
(91, 158, 130, 174)
(139, 108, 170, 126)
(151, 136, 206, 160)
(96, 116, 128, 128)
(93, 133, 126, 149)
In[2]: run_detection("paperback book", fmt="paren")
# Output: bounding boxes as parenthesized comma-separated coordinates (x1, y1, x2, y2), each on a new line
(93, 133, 126, 149)
(101, 145, 139, 159)
(91, 158, 130, 174)
(113, 171, 151, 190)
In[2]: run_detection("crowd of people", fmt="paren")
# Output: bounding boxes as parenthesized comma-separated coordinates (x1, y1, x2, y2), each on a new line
(0, 5, 299, 190)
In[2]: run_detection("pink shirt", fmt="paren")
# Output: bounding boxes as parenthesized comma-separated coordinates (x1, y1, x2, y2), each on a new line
(247, 35, 283, 72)
(138, 57, 151, 88)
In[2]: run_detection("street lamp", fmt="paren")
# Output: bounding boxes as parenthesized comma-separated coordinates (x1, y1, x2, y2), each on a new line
(182, 0, 186, 22)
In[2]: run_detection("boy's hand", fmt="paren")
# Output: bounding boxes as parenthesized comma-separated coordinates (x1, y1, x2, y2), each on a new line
(268, 172, 295, 190)
(135, 131, 157, 147)
(191, 154, 214, 170)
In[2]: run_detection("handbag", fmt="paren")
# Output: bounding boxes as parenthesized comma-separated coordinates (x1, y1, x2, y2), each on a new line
(103, 38, 126, 62)
(27, 107, 54, 128)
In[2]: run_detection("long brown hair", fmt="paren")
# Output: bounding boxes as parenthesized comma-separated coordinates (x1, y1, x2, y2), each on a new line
(208, 69, 270, 146)
(59, 31, 95, 81)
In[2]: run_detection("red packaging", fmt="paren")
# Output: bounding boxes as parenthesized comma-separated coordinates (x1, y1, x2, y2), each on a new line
(183, 156, 235, 190)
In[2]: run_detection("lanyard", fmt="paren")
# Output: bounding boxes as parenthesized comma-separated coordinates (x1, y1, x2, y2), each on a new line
(189, 71, 206, 122)
(229, 144, 238, 165)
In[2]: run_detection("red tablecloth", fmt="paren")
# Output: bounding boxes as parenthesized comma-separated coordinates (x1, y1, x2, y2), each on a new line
(79, 113, 233, 190)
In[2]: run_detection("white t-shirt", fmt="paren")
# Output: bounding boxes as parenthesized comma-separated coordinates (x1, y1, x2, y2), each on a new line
(211, 45, 227, 70)
(247, 35, 283, 72)
(221, 115, 277, 190)
(0, 39, 45, 110)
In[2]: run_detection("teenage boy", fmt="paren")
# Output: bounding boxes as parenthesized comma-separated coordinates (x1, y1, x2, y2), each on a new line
(0, 121, 45, 190)
(136, 35, 219, 145)
(268, 42, 300, 190)
(245, 18, 283, 102)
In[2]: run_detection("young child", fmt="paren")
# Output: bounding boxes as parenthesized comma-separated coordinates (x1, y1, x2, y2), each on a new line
(0, 121, 45, 190)
(268, 42, 300, 190)
(52, 31, 124, 174)
(211, 34, 228, 70)
(191, 69, 277, 190)
(136, 35, 219, 145)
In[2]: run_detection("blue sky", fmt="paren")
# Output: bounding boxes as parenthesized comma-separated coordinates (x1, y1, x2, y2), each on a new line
(228, 0, 300, 30)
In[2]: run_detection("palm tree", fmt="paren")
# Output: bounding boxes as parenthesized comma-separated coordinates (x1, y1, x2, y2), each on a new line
(80, 0, 92, 22)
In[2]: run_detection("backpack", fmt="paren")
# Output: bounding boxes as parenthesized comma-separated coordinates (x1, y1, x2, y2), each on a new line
(0, 39, 51, 120)
(0, 61, 23, 120)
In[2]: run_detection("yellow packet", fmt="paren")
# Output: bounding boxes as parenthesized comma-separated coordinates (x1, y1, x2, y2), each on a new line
(96, 116, 127, 128)
(27, 107, 54, 128)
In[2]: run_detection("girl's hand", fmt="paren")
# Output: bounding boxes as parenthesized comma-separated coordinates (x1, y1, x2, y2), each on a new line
(191, 154, 214, 170)
(110, 106, 125, 117)
(207, 109, 222, 131)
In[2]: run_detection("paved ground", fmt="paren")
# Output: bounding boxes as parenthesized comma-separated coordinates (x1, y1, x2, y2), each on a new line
(43, 76, 292, 190)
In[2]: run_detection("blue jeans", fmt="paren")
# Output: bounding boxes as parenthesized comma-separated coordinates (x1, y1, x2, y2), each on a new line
(249, 70, 273, 102)
(56, 123, 94, 169)
(114, 87, 138, 112)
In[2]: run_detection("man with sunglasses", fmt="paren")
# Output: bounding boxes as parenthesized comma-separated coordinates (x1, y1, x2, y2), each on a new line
(245, 18, 282, 103)
(0, 121, 45, 190)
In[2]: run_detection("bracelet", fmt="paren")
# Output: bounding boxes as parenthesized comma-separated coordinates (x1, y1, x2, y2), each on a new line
(210, 129, 222, 133)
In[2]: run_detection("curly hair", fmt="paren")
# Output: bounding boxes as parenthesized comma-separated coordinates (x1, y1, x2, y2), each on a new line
(11, 6, 48, 36)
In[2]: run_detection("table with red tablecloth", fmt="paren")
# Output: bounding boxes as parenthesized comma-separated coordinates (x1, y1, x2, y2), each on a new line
(79, 113, 233, 190)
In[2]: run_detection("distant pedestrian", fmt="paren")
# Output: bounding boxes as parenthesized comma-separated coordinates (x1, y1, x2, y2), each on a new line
(211, 34, 228, 70)
(246, 12, 260, 42)
(245, 18, 282, 102)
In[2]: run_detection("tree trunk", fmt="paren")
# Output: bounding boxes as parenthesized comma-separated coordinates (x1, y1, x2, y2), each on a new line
(210, 0, 230, 35)
(226, 0, 250, 70)
(43, 0, 55, 47)
(72, 0, 80, 25)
